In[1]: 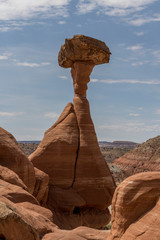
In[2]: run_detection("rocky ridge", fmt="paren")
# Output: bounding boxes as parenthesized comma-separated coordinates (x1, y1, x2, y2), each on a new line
(114, 135, 160, 179)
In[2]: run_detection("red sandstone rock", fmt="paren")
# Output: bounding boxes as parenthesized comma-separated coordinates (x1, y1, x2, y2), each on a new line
(30, 35, 115, 229)
(33, 167, 49, 206)
(0, 127, 35, 193)
(0, 179, 57, 239)
(108, 172, 160, 240)
(0, 201, 39, 240)
(29, 103, 79, 188)
(42, 226, 110, 240)
(0, 165, 28, 190)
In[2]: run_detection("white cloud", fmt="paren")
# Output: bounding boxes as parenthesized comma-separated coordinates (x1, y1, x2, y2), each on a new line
(129, 113, 140, 117)
(0, 0, 72, 21)
(58, 75, 68, 80)
(45, 112, 59, 119)
(135, 31, 145, 36)
(126, 44, 143, 51)
(76, 0, 158, 16)
(128, 13, 160, 26)
(91, 78, 160, 85)
(58, 21, 66, 24)
(16, 61, 51, 67)
(0, 55, 8, 60)
(99, 121, 160, 133)
(0, 112, 24, 117)
(138, 107, 143, 110)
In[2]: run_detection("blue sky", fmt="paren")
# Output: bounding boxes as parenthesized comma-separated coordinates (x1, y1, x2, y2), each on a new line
(0, 0, 160, 143)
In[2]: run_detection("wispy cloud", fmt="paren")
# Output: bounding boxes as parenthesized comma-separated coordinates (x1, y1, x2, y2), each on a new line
(16, 61, 51, 67)
(0, 0, 72, 21)
(58, 75, 68, 80)
(91, 78, 160, 85)
(129, 113, 140, 117)
(128, 13, 160, 26)
(76, 0, 158, 16)
(0, 52, 12, 60)
(126, 44, 143, 51)
(58, 20, 66, 24)
(99, 121, 160, 133)
(135, 31, 145, 36)
(0, 112, 24, 117)
(44, 112, 59, 119)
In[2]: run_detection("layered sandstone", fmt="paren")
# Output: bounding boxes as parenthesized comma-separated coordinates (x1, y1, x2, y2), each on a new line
(114, 135, 160, 180)
(108, 172, 160, 240)
(30, 35, 115, 229)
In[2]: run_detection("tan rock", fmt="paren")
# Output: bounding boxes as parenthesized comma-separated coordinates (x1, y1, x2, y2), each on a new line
(33, 167, 49, 206)
(58, 35, 111, 68)
(42, 226, 110, 240)
(108, 172, 160, 240)
(0, 127, 35, 193)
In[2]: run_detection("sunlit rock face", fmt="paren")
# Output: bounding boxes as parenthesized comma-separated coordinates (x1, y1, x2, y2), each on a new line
(108, 172, 160, 240)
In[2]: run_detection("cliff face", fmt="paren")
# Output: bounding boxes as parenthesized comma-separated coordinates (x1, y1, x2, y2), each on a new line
(114, 135, 160, 178)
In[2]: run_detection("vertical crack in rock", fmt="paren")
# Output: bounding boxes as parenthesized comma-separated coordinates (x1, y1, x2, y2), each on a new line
(71, 112, 80, 188)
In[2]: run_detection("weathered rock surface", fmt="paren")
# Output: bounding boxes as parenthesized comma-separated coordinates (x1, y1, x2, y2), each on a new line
(0, 165, 28, 190)
(0, 127, 35, 193)
(58, 35, 111, 68)
(0, 201, 39, 240)
(30, 35, 115, 229)
(29, 103, 79, 188)
(43, 226, 110, 240)
(33, 167, 49, 206)
(0, 179, 57, 239)
(114, 135, 160, 180)
(108, 172, 160, 240)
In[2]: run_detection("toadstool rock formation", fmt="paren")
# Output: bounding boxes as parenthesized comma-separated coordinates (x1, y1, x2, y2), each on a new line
(29, 35, 116, 229)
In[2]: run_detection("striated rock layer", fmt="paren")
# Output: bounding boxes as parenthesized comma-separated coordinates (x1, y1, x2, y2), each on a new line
(114, 135, 160, 180)
(30, 35, 115, 229)
(108, 172, 160, 240)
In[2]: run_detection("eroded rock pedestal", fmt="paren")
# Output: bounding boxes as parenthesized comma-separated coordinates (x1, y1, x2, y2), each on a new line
(29, 35, 116, 229)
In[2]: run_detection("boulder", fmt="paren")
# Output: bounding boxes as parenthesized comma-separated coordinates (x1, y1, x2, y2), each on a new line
(0, 127, 35, 193)
(58, 35, 111, 68)
(0, 179, 57, 239)
(108, 172, 160, 240)
(0, 165, 28, 190)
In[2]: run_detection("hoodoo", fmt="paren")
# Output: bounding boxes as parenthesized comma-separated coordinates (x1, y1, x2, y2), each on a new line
(29, 35, 116, 229)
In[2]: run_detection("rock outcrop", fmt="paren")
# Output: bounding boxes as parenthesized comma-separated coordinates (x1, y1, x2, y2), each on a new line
(0, 127, 35, 193)
(114, 135, 160, 180)
(108, 172, 160, 240)
(43, 226, 110, 240)
(29, 35, 115, 229)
